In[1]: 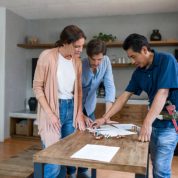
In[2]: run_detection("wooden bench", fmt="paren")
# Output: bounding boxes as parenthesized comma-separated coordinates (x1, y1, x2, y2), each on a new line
(0, 145, 41, 178)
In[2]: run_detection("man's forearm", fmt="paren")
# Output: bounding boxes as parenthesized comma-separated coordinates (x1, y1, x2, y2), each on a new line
(105, 102, 113, 113)
(144, 89, 169, 125)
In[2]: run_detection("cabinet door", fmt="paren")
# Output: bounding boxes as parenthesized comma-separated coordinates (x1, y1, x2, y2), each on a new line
(95, 103, 147, 126)
(111, 112, 146, 126)
(94, 103, 105, 118)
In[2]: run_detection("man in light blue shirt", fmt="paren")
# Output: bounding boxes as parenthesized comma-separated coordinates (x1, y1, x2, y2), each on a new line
(77, 39, 116, 178)
(82, 39, 116, 120)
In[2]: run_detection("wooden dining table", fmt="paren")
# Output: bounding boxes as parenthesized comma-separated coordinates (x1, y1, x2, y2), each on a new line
(33, 126, 149, 178)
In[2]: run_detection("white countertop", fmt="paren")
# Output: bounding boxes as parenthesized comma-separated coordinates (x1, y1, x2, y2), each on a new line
(9, 110, 37, 119)
(97, 98, 149, 105)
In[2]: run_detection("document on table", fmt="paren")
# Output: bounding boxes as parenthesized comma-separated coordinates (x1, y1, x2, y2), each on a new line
(71, 144, 120, 162)
(108, 124, 138, 130)
(96, 129, 136, 137)
(87, 124, 137, 137)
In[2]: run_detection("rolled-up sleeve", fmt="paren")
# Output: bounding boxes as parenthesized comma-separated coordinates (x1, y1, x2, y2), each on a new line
(103, 57, 116, 103)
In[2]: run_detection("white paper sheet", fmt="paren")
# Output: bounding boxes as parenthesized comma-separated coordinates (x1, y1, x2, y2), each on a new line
(71, 144, 119, 162)
(97, 128, 136, 137)
(111, 124, 136, 130)
(87, 124, 137, 137)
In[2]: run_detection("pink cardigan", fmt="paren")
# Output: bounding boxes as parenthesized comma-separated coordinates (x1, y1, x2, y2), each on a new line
(33, 48, 82, 147)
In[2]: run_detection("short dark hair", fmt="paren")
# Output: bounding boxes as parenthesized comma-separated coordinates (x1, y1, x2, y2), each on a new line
(55, 25, 86, 47)
(122, 33, 151, 52)
(86, 39, 107, 57)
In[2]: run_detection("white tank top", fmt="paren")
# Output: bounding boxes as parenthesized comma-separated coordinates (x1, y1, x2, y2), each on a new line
(57, 53, 76, 99)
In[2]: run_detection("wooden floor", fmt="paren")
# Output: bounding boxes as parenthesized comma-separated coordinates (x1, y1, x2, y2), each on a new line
(0, 139, 177, 178)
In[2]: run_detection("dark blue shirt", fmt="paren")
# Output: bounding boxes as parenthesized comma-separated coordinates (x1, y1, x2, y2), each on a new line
(125, 50, 178, 128)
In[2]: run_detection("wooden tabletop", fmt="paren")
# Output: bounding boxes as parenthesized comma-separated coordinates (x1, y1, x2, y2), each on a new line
(33, 129, 149, 175)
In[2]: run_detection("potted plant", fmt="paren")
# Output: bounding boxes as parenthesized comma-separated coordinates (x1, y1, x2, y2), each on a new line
(93, 32, 117, 42)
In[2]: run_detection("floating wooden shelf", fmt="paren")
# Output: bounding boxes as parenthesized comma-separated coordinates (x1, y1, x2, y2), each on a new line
(17, 43, 56, 49)
(17, 40, 178, 49)
(112, 63, 135, 67)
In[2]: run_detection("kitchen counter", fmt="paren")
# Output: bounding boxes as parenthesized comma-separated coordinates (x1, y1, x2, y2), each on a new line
(9, 99, 149, 118)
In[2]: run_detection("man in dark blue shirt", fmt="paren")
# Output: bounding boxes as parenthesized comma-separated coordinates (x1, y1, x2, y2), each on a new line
(91, 34, 178, 178)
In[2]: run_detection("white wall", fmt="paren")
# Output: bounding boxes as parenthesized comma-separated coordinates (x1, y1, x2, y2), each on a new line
(4, 10, 27, 138)
(2, 11, 178, 140)
(25, 12, 178, 99)
(0, 7, 6, 141)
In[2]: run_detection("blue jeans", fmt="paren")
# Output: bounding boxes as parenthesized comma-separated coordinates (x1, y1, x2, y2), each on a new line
(150, 127, 178, 178)
(60, 99, 76, 175)
(43, 98, 76, 178)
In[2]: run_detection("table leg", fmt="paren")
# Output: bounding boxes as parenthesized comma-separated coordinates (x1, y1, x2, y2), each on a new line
(135, 174, 146, 178)
(91, 169, 96, 178)
(34, 162, 43, 178)
(135, 151, 149, 178)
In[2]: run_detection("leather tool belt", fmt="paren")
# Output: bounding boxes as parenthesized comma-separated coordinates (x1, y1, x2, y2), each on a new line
(157, 101, 178, 133)
(158, 111, 178, 120)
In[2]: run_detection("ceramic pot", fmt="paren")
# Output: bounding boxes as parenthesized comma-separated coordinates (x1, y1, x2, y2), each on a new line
(28, 97, 37, 111)
(97, 82, 105, 98)
(150, 29, 162, 41)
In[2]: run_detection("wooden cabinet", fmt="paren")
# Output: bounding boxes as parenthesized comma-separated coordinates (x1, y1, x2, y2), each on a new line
(95, 103, 148, 126)
(9, 110, 39, 139)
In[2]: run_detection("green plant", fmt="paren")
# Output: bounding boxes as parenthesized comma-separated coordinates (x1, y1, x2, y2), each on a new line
(93, 32, 117, 42)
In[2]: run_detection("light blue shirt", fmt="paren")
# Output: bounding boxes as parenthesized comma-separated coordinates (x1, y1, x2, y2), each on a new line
(82, 55, 115, 116)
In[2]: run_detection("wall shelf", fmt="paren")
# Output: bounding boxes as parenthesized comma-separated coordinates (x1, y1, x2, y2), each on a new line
(112, 63, 135, 67)
(17, 43, 56, 49)
(17, 40, 178, 49)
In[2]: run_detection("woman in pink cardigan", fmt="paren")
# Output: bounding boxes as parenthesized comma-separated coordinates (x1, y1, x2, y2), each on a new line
(33, 25, 87, 178)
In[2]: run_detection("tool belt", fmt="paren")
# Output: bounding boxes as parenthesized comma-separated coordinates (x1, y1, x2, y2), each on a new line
(158, 111, 178, 120)
(157, 100, 178, 133)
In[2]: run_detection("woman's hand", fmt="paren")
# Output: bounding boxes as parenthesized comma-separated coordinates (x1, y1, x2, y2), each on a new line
(83, 115, 93, 128)
(49, 113, 61, 133)
(75, 113, 86, 131)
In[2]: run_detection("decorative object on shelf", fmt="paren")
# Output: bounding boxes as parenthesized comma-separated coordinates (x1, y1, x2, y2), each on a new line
(150, 29, 162, 41)
(97, 82, 105, 98)
(25, 36, 39, 45)
(93, 32, 117, 42)
(28, 97, 37, 111)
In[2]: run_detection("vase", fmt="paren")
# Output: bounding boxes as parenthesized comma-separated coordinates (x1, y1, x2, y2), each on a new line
(97, 82, 105, 98)
(150, 29, 162, 41)
(28, 97, 37, 111)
